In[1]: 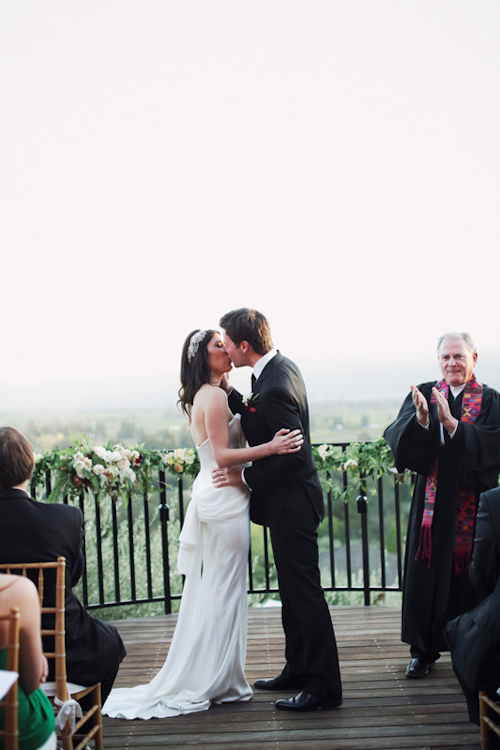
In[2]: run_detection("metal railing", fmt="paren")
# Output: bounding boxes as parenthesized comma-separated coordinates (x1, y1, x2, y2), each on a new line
(31, 444, 412, 614)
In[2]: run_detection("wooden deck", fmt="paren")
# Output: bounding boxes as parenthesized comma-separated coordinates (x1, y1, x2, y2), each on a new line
(101, 606, 482, 750)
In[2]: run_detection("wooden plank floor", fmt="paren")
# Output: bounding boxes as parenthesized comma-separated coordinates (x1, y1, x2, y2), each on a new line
(101, 606, 482, 750)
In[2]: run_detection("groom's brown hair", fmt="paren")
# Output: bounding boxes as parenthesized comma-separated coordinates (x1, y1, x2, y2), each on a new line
(219, 308, 273, 355)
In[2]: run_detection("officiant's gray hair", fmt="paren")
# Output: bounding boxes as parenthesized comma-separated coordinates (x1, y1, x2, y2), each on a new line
(437, 332, 476, 356)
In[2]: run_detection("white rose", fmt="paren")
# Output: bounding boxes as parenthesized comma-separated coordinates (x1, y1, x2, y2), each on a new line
(117, 459, 130, 471)
(120, 468, 136, 484)
(318, 444, 331, 461)
(93, 446, 107, 460)
(343, 458, 358, 471)
(93, 464, 105, 476)
(74, 462, 86, 479)
(110, 451, 122, 463)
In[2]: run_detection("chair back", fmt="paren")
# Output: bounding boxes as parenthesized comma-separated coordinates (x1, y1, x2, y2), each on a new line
(0, 559, 68, 704)
(0, 607, 20, 750)
(0, 558, 103, 750)
(480, 691, 500, 749)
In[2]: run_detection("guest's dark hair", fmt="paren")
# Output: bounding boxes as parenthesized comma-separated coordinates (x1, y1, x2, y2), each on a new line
(219, 308, 273, 355)
(0, 427, 35, 489)
(178, 329, 217, 419)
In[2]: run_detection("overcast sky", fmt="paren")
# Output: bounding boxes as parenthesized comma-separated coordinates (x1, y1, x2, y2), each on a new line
(1, 1, 499, 389)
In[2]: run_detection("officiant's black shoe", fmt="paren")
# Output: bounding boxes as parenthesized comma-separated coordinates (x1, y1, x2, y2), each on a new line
(406, 657, 435, 679)
(275, 691, 343, 712)
(254, 672, 304, 691)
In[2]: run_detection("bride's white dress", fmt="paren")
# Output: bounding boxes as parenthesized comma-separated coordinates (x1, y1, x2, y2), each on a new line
(103, 415, 252, 719)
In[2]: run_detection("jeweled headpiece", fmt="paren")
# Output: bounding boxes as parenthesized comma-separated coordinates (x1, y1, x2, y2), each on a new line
(187, 330, 208, 361)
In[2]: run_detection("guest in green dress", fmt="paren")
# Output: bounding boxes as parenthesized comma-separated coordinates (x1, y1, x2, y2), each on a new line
(0, 572, 56, 750)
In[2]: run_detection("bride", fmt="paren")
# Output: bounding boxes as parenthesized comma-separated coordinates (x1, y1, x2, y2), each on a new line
(103, 329, 303, 719)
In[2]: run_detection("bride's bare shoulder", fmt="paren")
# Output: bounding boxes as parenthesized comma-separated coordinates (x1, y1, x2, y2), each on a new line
(195, 384, 227, 405)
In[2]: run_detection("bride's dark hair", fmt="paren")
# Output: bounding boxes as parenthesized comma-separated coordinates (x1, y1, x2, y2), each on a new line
(178, 329, 217, 419)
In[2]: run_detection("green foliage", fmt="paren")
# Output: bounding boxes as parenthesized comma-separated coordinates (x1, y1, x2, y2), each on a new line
(313, 437, 410, 501)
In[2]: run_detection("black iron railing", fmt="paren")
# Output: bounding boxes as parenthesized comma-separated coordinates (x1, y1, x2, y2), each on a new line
(31, 443, 412, 615)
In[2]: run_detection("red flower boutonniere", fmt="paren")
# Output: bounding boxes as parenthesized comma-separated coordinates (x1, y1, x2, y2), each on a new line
(242, 392, 259, 412)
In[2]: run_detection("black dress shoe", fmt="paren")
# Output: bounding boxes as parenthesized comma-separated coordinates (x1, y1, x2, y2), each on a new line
(254, 672, 304, 691)
(406, 657, 436, 679)
(275, 691, 343, 712)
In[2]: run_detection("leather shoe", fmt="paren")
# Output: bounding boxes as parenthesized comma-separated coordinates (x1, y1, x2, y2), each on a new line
(275, 691, 343, 712)
(406, 657, 435, 679)
(254, 672, 304, 691)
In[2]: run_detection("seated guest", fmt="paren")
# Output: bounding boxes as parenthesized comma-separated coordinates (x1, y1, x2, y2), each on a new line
(0, 571, 56, 750)
(446, 486, 500, 731)
(0, 427, 126, 708)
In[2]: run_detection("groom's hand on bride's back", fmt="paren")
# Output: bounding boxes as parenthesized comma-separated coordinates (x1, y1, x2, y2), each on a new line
(212, 466, 245, 488)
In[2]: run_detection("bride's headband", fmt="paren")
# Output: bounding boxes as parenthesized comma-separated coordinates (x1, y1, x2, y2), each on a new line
(187, 330, 208, 361)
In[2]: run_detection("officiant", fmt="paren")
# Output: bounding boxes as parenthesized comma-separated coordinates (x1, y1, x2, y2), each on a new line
(384, 332, 500, 679)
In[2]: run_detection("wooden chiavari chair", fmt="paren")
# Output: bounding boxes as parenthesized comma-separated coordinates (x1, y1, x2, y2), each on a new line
(0, 559, 103, 750)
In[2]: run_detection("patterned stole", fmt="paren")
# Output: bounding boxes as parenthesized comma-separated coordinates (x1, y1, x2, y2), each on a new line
(415, 374, 483, 573)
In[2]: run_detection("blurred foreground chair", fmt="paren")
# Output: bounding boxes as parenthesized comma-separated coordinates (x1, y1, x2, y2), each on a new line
(480, 691, 500, 750)
(0, 559, 103, 750)
(0, 607, 20, 750)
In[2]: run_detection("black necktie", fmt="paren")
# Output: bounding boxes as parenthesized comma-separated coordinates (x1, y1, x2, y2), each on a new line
(251, 374, 256, 391)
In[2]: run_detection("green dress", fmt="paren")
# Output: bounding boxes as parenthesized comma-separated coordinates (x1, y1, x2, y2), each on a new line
(0, 648, 55, 750)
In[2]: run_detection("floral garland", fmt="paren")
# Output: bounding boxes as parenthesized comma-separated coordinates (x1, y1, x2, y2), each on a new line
(32, 436, 200, 504)
(312, 436, 407, 502)
(32, 434, 402, 504)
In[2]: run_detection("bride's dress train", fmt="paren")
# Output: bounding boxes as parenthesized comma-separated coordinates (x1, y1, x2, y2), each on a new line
(102, 416, 252, 719)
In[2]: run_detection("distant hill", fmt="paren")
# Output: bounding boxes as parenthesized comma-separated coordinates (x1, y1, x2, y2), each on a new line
(2, 353, 500, 413)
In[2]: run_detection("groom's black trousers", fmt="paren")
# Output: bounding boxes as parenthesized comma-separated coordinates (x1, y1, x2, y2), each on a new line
(270, 526, 342, 699)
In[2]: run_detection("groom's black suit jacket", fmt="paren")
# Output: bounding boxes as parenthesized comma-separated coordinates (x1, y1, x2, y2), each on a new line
(228, 352, 323, 529)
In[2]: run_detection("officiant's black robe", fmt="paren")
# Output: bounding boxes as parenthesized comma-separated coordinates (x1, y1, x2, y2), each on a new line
(384, 382, 500, 655)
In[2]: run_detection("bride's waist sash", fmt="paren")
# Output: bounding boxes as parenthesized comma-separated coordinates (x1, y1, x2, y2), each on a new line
(177, 478, 249, 576)
(191, 474, 249, 523)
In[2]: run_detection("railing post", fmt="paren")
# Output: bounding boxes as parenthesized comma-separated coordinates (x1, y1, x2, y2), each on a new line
(110, 497, 121, 603)
(357, 490, 371, 606)
(94, 492, 105, 605)
(158, 469, 171, 614)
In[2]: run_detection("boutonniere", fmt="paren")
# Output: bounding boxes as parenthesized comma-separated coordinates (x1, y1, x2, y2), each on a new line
(242, 392, 259, 412)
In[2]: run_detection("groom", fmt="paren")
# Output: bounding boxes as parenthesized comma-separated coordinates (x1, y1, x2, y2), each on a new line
(214, 308, 342, 712)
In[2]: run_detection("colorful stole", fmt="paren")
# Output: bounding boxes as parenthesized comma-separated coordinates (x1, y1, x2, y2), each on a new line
(415, 374, 483, 573)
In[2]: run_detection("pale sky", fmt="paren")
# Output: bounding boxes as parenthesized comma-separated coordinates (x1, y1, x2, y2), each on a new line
(1, 1, 499, 388)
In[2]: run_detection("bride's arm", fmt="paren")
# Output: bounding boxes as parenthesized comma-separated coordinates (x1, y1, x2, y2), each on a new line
(206, 388, 302, 468)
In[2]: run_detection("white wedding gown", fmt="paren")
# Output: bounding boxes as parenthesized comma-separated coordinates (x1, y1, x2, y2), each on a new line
(102, 415, 252, 719)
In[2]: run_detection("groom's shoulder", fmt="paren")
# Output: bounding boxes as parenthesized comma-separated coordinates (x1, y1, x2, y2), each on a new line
(279, 354, 301, 376)
(267, 354, 303, 385)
